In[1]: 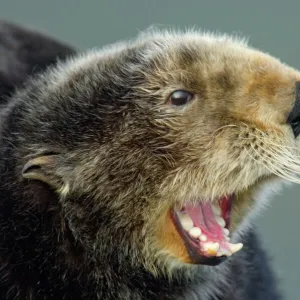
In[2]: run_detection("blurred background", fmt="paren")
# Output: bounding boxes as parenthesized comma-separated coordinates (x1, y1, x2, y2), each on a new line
(0, 0, 299, 299)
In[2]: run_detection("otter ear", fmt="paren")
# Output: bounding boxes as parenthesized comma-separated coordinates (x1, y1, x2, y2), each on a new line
(22, 154, 65, 191)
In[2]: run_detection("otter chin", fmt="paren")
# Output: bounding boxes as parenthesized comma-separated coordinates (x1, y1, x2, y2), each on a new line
(0, 21, 300, 299)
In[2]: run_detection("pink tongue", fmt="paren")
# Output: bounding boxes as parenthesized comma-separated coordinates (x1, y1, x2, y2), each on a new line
(184, 202, 224, 242)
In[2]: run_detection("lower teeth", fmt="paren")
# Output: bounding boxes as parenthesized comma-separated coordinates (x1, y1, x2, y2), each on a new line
(229, 243, 243, 253)
(183, 223, 243, 257)
(176, 205, 243, 257)
(202, 242, 220, 255)
(201, 241, 243, 257)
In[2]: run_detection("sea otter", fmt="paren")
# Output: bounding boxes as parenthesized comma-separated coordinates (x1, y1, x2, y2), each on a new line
(0, 22, 299, 299)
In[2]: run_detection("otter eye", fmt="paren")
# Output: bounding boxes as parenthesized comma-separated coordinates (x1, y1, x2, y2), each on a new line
(168, 90, 193, 106)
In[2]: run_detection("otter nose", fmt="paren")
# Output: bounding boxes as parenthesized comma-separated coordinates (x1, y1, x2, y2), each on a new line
(287, 81, 300, 138)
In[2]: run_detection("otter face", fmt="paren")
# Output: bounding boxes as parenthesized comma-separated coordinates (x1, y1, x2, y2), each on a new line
(16, 30, 300, 276)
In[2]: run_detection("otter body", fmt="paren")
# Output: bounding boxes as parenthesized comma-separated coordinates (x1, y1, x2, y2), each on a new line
(0, 22, 298, 299)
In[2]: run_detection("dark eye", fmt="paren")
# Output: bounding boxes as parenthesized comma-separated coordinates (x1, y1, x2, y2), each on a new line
(168, 90, 194, 106)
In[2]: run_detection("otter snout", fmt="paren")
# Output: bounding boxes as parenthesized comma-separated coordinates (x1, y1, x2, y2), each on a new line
(287, 81, 300, 138)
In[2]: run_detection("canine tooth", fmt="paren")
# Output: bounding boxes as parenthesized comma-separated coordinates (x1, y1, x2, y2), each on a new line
(189, 227, 202, 238)
(223, 228, 230, 236)
(229, 243, 243, 254)
(215, 216, 226, 227)
(199, 234, 207, 242)
(225, 236, 230, 241)
(212, 205, 221, 215)
(222, 250, 232, 257)
(178, 213, 193, 230)
(217, 248, 232, 257)
(218, 250, 231, 257)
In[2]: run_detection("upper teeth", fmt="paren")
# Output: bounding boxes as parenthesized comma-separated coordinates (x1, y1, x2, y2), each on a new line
(215, 216, 226, 227)
(177, 213, 193, 230)
(223, 228, 230, 236)
(212, 204, 226, 228)
(212, 204, 221, 215)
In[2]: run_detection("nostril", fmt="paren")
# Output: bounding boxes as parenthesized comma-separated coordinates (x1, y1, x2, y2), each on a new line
(290, 118, 300, 138)
(287, 81, 300, 138)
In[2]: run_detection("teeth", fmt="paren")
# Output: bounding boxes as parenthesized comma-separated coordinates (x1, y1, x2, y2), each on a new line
(188, 227, 202, 238)
(210, 242, 220, 253)
(218, 249, 232, 257)
(177, 213, 193, 230)
(215, 216, 226, 228)
(223, 228, 230, 236)
(203, 242, 220, 255)
(199, 234, 207, 242)
(212, 204, 221, 216)
(223, 228, 230, 240)
(229, 243, 243, 254)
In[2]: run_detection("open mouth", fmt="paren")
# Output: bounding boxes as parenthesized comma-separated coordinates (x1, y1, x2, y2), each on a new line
(171, 195, 243, 266)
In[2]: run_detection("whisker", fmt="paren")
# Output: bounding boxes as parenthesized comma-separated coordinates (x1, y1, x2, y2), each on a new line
(240, 122, 295, 144)
(246, 131, 300, 151)
(248, 144, 300, 184)
(211, 124, 238, 137)
(239, 131, 300, 166)
(268, 165, 300, 184)
(255, 140, 300, 170)
(233, 122, 300, 184)
(246, 148, 300, 184)
(254, 142, 300, 169)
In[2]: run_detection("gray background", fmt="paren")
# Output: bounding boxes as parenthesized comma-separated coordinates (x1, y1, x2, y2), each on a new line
(0, 0, 299, 299)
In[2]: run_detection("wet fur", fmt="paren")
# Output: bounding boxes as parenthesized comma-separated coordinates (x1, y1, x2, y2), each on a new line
(0, 22, 298, 299)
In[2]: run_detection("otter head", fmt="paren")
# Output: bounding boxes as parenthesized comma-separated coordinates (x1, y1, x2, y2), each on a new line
(12, 30, 300, 277)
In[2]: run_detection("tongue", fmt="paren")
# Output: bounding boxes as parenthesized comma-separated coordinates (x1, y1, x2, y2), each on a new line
(184, 202, 224, 242)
